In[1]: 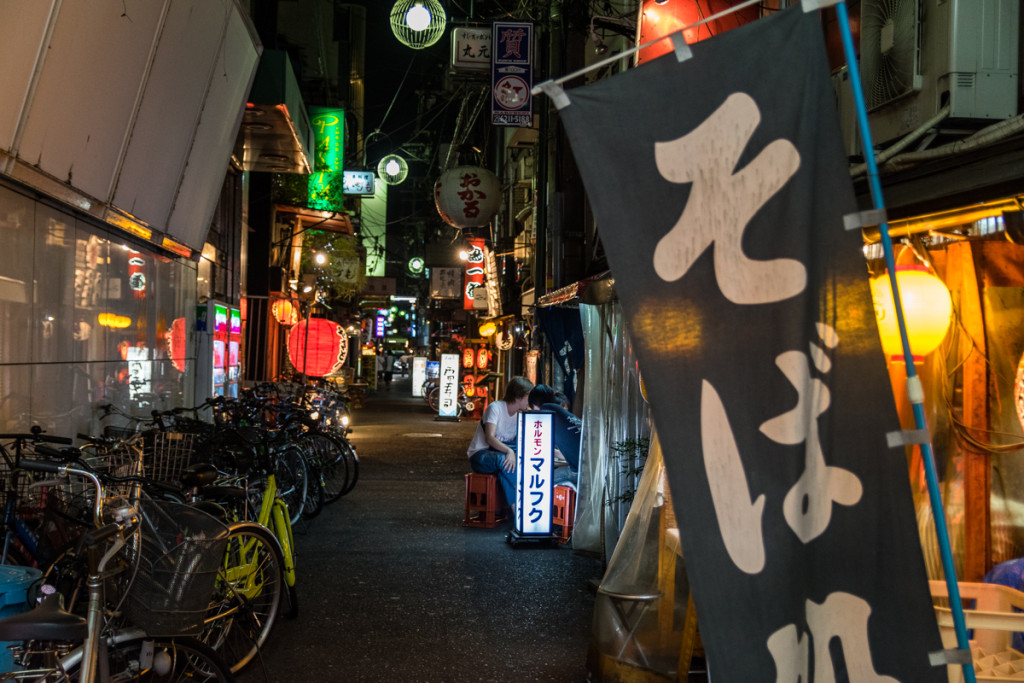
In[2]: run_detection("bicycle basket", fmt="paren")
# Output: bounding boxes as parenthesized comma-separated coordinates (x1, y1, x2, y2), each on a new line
(145, 432, 198, 484)
(123, 500, 228, 637)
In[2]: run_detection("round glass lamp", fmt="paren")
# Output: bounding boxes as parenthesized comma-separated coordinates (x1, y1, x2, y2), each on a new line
(377, 154, 409, 185)
(870, 264, 952, 362)
(390, 0, 446, 50)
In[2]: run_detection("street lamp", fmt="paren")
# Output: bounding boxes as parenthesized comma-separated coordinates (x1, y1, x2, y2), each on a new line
(377, 154, 409, 185)
(390, 0, 446, 49)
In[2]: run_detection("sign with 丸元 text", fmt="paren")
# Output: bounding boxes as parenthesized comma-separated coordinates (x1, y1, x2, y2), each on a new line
(491, 21, 533, 127)
(515, 410, 552, 535)
(452, 27, 491, 72)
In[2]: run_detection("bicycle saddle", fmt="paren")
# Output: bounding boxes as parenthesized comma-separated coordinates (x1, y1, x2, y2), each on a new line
(0, 590, 88, 641)
(181, 462, 219, 487)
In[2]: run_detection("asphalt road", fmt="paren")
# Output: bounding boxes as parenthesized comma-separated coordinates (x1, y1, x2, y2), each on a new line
(238, 374, 604, 682)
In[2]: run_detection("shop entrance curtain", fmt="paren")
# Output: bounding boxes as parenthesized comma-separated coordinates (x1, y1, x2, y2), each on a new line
(552, 6, 943, 680)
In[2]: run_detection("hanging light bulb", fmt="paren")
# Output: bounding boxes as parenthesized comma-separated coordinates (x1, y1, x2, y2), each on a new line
(390, 0, 446, 49)
(405, 4, 431, 31)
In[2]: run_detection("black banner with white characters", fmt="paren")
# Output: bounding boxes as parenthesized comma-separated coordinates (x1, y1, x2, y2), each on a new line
(555, 6, 943, 681)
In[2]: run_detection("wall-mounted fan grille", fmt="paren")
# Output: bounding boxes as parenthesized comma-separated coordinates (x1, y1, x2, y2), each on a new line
(860, 0, 922, 111)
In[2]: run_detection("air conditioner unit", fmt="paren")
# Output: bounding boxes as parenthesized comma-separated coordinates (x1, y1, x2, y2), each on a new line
(860, 0, 1019, 146)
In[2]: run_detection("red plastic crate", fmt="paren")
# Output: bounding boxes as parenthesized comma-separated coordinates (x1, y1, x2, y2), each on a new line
(463, 473, 507, 528)
(552, 485, 576, 543)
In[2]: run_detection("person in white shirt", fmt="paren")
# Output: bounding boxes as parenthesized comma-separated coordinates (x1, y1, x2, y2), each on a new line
(466, 376, 533, 511)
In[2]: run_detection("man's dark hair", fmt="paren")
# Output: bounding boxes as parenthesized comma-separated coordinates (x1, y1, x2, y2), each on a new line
(528, 384, 556, 408)
(503, 376, 534, 402)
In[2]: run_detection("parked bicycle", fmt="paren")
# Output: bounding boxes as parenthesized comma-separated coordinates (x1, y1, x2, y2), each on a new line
(0, 458, 234, 682)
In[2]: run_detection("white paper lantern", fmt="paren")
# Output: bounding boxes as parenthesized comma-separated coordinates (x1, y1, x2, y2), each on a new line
(433, 166, 501, 228)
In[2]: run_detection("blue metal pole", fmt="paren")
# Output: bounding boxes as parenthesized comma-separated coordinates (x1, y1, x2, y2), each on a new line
(833, 3, 975, 680)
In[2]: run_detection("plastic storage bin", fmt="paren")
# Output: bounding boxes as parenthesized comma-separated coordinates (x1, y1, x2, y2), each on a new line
(0, 565, 42, 672)
(930, 580, 1024, 682)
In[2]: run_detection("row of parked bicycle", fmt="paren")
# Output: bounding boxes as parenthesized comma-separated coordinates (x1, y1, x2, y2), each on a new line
(0, 381, 357, 681)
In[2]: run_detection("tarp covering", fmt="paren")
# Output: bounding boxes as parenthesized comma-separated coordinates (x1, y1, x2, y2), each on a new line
(574, 300, 651, 560)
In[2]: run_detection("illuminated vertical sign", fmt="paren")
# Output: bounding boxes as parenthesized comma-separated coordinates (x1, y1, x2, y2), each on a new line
(491, 20, 533, 127)
(412, 357, 427, 397)
(307, 106, 345, 210)
(375, 316, 386, 338)
(438, 353, 459, 419)
(463, 238, 486, 310)
(515, 411, 553, 535)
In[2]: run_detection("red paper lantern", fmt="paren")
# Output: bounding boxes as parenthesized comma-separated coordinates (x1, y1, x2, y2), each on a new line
(433, 166, 501, 228)
(476, 347, 490, 369)
(462, 347, 475, 368)
(287, 318, 348, 377)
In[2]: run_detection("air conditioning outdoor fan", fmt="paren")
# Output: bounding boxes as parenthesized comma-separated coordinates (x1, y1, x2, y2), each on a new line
(859, 0, 923, 111)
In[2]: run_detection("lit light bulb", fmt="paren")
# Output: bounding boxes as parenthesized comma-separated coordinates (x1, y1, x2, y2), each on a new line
(405, 4, 431, 31)
(315, 252, 327, 265)
(459, 249, 470, 261)
(385, 159, 401, 175)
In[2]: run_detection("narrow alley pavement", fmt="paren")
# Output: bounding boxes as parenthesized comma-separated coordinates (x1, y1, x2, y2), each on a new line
(239, 374, 604, 682)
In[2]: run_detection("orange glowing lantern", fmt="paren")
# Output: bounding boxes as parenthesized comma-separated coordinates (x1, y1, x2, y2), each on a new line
(462, 347, 475, 368)
(287, 318, 348, 377)
(476, 348, 490, 369)
(463, 374, 476, 397)
(637, 0, 760, 65)
(869, 265, 952, 362)
(272, 299, 299, 326)
(166, 317, 187, 372)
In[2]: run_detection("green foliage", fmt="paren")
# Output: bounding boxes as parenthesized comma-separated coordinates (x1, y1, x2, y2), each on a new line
(300, 231, 366, 301)
(610, 436, 650, 506)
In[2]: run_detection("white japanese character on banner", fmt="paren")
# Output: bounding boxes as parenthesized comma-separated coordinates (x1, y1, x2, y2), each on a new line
(767, 592, 898, 683)
(759, 323, 862, 543)
(653, 92, 804, 304)
(700, 324, 862, 574)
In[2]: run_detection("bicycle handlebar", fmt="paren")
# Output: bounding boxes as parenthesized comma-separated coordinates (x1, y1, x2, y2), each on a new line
(19, 458, 104, 528)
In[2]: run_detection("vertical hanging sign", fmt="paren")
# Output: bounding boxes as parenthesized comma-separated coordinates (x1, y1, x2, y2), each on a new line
(438, 353, 460, 419)
(491, 20, 533, 127)
(307, 106, 345, 210)
(463, 238, 486, 309)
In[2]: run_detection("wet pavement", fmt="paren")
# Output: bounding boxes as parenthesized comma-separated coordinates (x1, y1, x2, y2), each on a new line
(238, 374, 604, 682)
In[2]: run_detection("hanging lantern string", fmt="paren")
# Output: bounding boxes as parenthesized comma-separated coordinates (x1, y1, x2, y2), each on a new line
(835, 3, 975, 681)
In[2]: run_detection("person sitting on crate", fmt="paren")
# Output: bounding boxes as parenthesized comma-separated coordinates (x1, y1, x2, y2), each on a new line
(527, 384, 582, 488)
(466, 376, 533, 512)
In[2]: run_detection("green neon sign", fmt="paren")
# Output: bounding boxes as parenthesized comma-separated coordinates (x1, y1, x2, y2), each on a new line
(308, 106, 345, 210)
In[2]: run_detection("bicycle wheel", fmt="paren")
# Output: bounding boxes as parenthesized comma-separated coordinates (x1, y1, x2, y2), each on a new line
(298, 431, 349, 505)
(273, 444, 307, 525)
(337, 437, 358, 498)
(426, 386, 440, 413)
(62, 634, 234, 682)
(202, 521, 285, 674)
